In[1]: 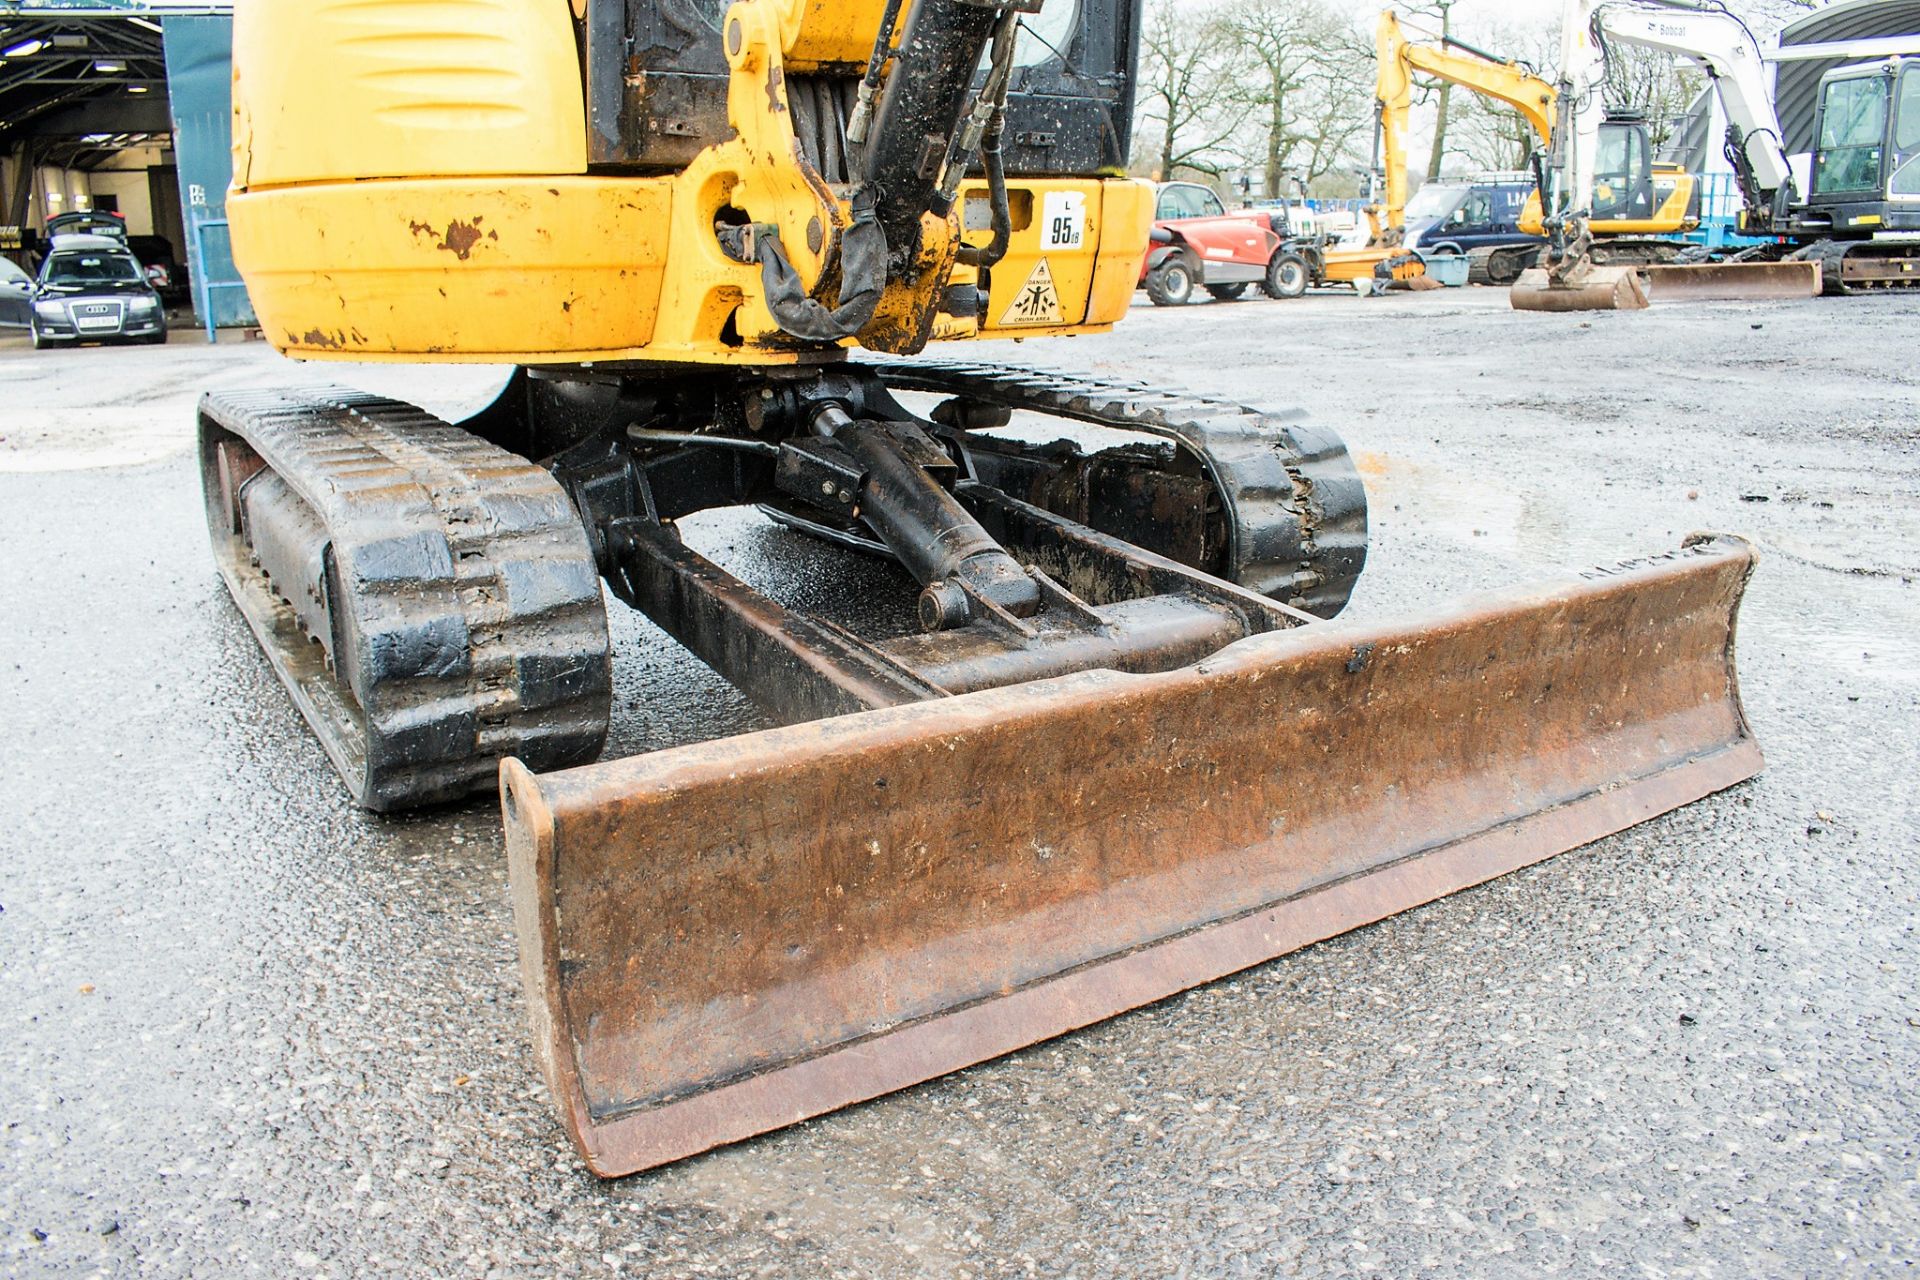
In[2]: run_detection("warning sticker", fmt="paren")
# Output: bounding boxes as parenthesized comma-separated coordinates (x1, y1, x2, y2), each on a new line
(1040, 191, 1086, 250)
(999, 257, 1065, 327)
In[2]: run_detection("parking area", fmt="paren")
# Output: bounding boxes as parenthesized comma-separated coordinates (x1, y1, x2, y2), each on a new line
(3, 288, 1917, 1277)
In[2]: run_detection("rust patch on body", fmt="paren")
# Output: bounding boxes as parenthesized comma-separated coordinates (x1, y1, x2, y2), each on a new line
(408, 215, 496, 261)
(299, 328, 346, 349)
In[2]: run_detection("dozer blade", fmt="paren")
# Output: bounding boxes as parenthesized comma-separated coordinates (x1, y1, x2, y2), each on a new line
(1643, 259, 1822, 302)
(1510, 265, 1650, 312)
(504, 536, 1760, 1177)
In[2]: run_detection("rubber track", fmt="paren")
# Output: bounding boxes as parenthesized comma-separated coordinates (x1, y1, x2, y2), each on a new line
(1586, 238, 1685, 268)
(200, 387, 612, 811)
(1468, 244, 1540, 287)
(878, 360, 1367, 617)
(1796, 238, 1920, 296)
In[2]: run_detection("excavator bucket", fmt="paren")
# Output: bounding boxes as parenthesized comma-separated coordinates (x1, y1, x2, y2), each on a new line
(1510, 264, 1651, 311)
(505, 535, 1760, 1177)
(1643, 259, 1823, 302)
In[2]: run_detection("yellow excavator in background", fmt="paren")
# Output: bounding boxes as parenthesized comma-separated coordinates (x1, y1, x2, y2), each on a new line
(205, 0, 1761, 1175)
(1376, 9, 1697, 306)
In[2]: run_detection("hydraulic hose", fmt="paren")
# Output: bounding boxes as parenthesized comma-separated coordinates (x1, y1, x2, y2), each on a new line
(956, 133, 1011, 269)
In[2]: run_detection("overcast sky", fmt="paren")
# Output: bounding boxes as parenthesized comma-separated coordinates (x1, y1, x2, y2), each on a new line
(1342, 0, 1553, 26)
(1327, 0, 1810, 40)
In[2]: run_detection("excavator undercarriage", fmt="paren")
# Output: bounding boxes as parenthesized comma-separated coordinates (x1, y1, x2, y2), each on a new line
(201, 359, 1760, 1174)
(203, 0, 1763, 1175)
(200, 362, 1367, 807)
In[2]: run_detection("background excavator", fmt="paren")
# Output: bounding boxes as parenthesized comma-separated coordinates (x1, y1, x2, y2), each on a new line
(1515, 0, 1870, 309)
(208, 0, 1761, 1175)
(1572, 0, 1919, 297)
(1377, 8, 1699, 297)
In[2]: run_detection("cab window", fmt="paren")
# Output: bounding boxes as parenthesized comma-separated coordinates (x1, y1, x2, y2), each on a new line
(1896, 67, 1920, 151)
(1593, 126, 1649, 219)
(1816, 75, 1889, 194)
(1895, 68, 1920, 196)
(1157, 184, 1225, 219)
(1012, 0, 1077, 67)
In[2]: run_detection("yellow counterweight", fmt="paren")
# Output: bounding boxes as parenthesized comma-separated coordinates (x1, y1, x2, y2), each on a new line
(228, 0, 1151, 364)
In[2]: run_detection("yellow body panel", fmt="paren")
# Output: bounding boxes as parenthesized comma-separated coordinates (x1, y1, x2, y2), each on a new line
(787, 0, 899, 68)
(231, 177, 669, 360)
(236, 171, 1148, 362)
(1518, 165, 1699, 238)
(1647, 168, 1699, 232)
(975, 179, 1152, 338)
(1321, 247, 1421, 284)
(1082, 179, 1156, 324)
(226, 0, 1152, 365)
(231, 0, 587, 187)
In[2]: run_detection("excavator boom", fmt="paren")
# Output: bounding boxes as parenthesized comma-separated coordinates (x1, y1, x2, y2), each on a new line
(1376, 9, 1557, 229)
(1374, 9, 1649, 309)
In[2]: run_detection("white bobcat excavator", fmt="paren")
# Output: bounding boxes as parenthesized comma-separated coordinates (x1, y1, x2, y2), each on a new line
(1378, 8, 1699, 299)
(1571, 0, 1919, 298)
(205, 0, 1761, 1174)
(1515, 0, 1905, 307)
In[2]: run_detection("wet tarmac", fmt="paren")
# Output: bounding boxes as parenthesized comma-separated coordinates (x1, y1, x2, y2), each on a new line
(2, 290, 1917, 1277)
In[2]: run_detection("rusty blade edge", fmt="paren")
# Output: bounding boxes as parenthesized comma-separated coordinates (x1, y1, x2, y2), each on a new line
(1643, 260, 1822, 302)
(513, 739, 1761, 1177)
(518, 537, 1748, 804)
(503, 537, 1760, 1178)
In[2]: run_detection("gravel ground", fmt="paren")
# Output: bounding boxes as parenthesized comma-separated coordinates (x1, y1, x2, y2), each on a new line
(2, 288, 1916, 1278)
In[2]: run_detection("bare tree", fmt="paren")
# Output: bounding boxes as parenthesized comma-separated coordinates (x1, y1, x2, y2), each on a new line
(1444, 18, 1558, 173)
(1215, 0, 1361, 198)
(1724, 0, 1821, 33)
(1134, 0, 1239, 179)
(1289, 58, 1376, 188)
(1603, 41, 1706, 149)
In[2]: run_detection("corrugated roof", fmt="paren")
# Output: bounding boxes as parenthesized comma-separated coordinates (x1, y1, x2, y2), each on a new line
(0, 12, 170, 167)
(1776, 0, 1920, 153)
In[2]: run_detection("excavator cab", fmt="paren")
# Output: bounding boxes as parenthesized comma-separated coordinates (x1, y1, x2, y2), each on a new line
(1801, 58, 1920, 234)
(1590, 114, 1656, 221)
(1518, 115, 1692, 238)
(1781, 57, 1920, 290)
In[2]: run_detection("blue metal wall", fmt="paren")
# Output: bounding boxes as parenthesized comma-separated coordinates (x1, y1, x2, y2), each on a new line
(162, 15, 253, 328)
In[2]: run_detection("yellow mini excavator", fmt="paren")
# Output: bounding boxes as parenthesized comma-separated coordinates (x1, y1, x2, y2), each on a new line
(207, 0, 1761, 1175)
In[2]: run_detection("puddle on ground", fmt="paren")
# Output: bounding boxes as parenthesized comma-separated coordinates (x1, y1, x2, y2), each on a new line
(1356, 450, 1573, 564)
(1770, 623, 1920, 688)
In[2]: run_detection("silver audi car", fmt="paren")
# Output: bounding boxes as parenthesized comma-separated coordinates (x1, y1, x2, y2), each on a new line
(27, 234, 168, 349)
